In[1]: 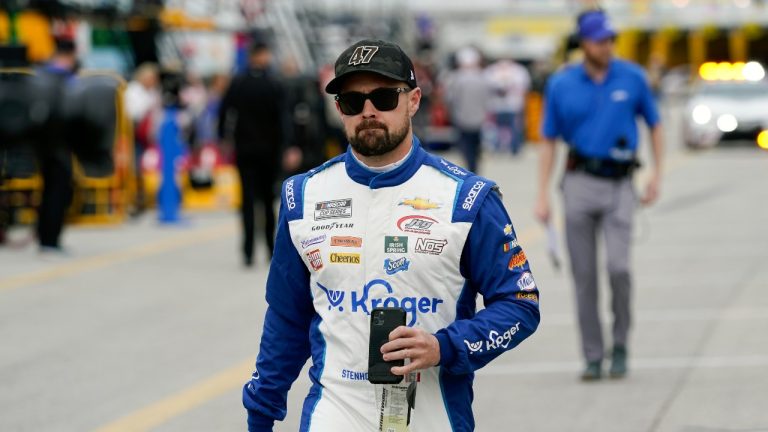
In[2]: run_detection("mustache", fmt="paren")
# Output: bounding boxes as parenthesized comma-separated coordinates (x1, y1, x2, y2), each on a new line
(355, 120, 387, 134)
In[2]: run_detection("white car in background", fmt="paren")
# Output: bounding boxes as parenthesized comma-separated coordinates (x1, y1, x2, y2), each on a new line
(684, 61, 768, 149)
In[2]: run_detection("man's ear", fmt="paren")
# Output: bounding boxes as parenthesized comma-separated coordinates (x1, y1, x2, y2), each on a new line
(334, 100, 344, 116)
(408, 87, 422, 118)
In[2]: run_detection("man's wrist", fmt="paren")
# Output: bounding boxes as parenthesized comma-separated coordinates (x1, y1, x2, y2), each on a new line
(434, 331, 456, 368)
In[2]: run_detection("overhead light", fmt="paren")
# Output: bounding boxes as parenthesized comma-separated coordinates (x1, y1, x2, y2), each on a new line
(699, 61, 765, 81)
(717, 114, 738, 132)
(743, 61, 765, 81)
(692, 105, 712, 125)
(758, 130, 768, 150)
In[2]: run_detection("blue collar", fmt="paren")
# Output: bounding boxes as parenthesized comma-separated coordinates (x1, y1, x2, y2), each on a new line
(344, 136, 426, 189)
(579, 59, 616, 84)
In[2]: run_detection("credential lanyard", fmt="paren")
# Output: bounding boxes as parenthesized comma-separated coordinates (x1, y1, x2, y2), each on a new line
(374, 371, 418, 432)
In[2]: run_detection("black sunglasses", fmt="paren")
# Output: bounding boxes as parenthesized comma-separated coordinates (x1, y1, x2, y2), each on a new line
(335, 87, 411, 115)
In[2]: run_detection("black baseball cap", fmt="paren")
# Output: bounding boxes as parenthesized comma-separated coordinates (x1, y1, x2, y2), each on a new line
(325, 39, 417, 94)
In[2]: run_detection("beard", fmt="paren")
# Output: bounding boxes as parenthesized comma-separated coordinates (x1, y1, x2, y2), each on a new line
(347, 115, 410, 157)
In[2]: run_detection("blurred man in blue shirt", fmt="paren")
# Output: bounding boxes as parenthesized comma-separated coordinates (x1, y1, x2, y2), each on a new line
(536, 9, 664, 380)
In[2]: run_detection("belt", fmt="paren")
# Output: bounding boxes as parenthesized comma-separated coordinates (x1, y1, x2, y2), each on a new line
(566, 150, 639, 179)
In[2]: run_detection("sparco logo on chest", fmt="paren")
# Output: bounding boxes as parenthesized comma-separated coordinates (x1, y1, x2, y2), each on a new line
(462, 181, 486, 211)
(317, 279, 443, 327)
(285, 179, 296, 210)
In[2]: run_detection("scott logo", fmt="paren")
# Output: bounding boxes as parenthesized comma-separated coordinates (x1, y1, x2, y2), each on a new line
(462, 181, 486, 211)
(397, 215, 437, 235)
(285, 179, 296, 210)
(317, 279, 443, 326)
(384, 257, 410, 275)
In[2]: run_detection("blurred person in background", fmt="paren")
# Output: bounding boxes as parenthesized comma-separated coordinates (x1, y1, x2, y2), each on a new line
(443, 47, 492, 173)
(536, 9, 664, 381)
(194, 74, 229, 155)
(124, 62, 161, 218)
(281, 58, 326, 175)
(218, 42, 286, 267)
(485, 57, 531, 156)
(319, 63, 347, 156)
(35, 38, 78, 253)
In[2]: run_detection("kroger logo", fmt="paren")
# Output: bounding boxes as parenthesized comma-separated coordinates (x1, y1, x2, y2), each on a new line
(317, 279, 443, 327)
(462, 181, 486, 211)
(440, 159, 467, 177)
(464, 322, 521, 355)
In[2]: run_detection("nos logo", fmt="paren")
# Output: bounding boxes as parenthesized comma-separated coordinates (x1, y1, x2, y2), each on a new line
(317, 279, 443, 326)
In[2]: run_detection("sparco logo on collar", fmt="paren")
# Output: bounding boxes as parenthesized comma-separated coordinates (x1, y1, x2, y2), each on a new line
(348, 46, 380, 65)
(397, 215, 437, 235)
(317, 279, 443, 327)
(285, 179, 296, 210)
(462, 181, 486, 211)
(314, 199, 352, 220)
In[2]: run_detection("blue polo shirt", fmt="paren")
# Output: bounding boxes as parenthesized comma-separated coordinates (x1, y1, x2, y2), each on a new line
(542, 59, 660, 160)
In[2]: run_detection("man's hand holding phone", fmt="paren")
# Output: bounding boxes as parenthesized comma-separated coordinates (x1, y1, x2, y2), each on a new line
(381, 326, 441, 376)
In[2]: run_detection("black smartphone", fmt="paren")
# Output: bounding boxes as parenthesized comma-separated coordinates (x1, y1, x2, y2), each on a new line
(368, 307, 406, 384)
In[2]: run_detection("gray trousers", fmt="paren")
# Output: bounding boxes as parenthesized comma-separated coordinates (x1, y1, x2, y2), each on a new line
(562, 171, 635, 363)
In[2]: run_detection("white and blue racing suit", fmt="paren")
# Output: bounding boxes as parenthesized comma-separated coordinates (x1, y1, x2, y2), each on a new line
(244, 137, 540, 431)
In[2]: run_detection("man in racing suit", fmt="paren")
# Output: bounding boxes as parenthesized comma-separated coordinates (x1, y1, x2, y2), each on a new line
(243, 39, 541, 431)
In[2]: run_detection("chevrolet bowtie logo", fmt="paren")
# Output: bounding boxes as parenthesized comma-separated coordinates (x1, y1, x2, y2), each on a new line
(399, 198, 441, 210)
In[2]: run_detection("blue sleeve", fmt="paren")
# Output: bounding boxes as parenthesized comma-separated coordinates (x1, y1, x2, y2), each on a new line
(637, 72, 660, 127)
(434, 190, 541, 375)
(243, 196, 314, 431)
(541, 76, 561, 140)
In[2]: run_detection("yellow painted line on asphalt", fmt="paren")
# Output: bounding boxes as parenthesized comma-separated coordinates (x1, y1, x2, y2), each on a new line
(93, 359, 255, 432)
(0, 223, 236, 293)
